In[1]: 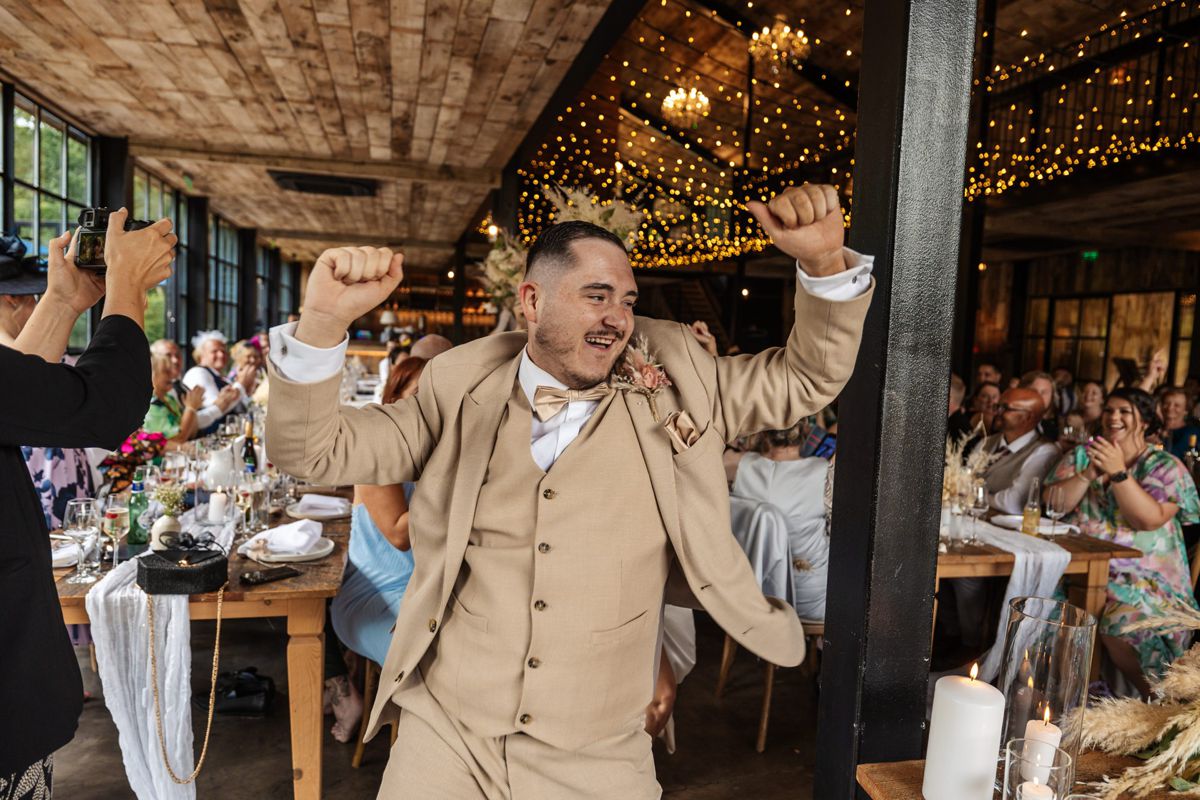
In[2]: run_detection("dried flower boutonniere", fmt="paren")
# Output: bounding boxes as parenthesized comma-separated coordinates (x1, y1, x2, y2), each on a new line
(610, 334, 672, 421)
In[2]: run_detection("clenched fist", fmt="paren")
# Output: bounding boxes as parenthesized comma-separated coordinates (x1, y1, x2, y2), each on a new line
(747, 184, 847, 277)
(296, 246, 404, 348)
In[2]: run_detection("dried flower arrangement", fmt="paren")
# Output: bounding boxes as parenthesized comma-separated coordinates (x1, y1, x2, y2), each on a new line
(943, 426, 993, 505)
(153, 483, 186, 517)
(1072, 605, 1200, 797)
(542, 184, 646, 250)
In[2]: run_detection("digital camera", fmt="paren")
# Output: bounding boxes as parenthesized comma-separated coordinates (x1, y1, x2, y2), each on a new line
(75, 207, 153, 271)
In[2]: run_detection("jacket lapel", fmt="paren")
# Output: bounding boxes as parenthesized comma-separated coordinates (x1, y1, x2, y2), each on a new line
(439, 352, 522, 603)
(622, 390, 685, 555)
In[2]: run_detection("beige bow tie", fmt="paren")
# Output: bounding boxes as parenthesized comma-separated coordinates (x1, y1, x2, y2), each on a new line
(533, 384, 612, 422)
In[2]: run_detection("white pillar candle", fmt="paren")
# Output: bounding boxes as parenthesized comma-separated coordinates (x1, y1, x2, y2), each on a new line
(1021, 708, 1064, 783)
(922, 663, 1006, 800)
(208, 492, 228, 524)
(1017, 780, 1054, 799)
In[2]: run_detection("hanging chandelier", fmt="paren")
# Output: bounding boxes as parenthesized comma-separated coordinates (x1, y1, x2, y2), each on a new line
(661, 87, 710, 129)
(748, 20, 811, 78)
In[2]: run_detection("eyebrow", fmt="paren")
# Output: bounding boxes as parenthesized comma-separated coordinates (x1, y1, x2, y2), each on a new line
(580, 282, 638, 299)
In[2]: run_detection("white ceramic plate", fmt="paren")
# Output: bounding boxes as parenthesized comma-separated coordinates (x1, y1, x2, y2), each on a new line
(991, 514, 1078, 536)
(286, 501, 351, 521)
(252, 536, 336, 564)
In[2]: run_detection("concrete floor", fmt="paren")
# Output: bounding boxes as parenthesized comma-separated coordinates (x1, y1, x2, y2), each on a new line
(55, 614, 818, 799)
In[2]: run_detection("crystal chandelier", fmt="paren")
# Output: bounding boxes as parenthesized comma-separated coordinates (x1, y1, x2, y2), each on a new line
(748, 20, 811, 78)
(661, 87, 710, 129)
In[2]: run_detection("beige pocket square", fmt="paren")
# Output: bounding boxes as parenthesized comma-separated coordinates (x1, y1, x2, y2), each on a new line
(662, 410, 701, 455)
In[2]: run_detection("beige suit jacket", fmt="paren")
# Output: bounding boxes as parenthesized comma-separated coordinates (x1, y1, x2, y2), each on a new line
(266, 279, 874, 742)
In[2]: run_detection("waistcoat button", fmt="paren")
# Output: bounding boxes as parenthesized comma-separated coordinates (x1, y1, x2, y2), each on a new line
(428, 618, 438, 633)
(527, 657, 541, 669)
(542, 488, 557, 499)
(533, 600, 547, 611)
(519, 713, 532, 725)
(537, 542, 551, 553)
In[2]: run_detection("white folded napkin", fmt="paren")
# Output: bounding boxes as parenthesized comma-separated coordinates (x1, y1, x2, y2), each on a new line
(296, 494, 349, 514)
(991, 514, 1080, 536)
(52, 541, 83, 568)
(238, 519, 323, 557)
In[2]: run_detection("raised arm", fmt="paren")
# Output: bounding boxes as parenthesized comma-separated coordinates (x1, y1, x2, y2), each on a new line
(702, 185, 874, 441)
(265, 246, 440, 486)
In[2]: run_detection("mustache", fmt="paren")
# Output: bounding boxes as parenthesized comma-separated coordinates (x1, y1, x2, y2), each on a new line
(584, 327, 625, 339)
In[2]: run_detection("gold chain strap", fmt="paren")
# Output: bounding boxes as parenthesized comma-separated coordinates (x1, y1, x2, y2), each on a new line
(147, 583, 225, 785)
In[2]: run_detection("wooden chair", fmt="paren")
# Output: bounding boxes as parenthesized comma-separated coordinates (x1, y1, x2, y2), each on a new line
(351, 659, 398, 768)
(714, 619, 825, 753)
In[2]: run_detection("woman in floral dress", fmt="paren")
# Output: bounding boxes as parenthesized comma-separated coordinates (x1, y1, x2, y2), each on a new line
(1046, 387, 1200, 697)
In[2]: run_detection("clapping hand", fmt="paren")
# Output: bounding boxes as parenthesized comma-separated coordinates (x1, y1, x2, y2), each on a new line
(689, 320, 719, 357)
(184, 385, 205, 411)
(297, 247, 404, 348)
(747, 184, 847, 277)
(1086, 436, 1126, 478)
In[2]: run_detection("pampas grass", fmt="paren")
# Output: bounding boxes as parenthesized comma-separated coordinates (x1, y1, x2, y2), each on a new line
(542, 184, 646, 250)
(943, 426, 993, 505)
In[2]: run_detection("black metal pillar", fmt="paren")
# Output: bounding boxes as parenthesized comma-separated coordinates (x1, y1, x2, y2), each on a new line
(1008, 260, 1031, 380)
(186, 196, 209, 349)
(238, 228, 258, 339)
(1, 84, 13, 234)
(94, 136, 132, 211)
(267, 247, 281, 329)
(452, 237, 467, 344)
(814, 0, 978, 796)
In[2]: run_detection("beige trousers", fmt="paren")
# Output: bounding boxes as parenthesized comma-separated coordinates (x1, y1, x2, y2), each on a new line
(376, 687, 660, 800)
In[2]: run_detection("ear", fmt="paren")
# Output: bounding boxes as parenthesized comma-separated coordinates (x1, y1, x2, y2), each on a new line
(517, 281, 540, 324)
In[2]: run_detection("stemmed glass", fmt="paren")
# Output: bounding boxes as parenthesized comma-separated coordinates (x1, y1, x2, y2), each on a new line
(161, 451, 188, 488)
(1045, 485, 1067, 537)
(967, 479, 989, 545)
(63, 498, 100, 585)
(100, 495, 130, 570)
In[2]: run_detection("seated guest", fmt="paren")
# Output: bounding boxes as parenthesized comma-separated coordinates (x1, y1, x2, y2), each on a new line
(728, 423, 832, 621)
(975, 361, 1002, 391)
(1052, 366, 1077, 416)
(1079, 380, 1105, 431)
(1157, 386, 1200, 460)
(183, 330, 252, 434)
(1020, 370, 1060, 441)
(947, 373, 973, 441)
(968, 381, 1002, 434)
(144, 351, 204, 447)
(230, 338, 270, 407)
(1045, 388, 1200, 697)
(978, 388, 1059, 513)
(410, 333, 453, 361)
(327, 357, 425, 741)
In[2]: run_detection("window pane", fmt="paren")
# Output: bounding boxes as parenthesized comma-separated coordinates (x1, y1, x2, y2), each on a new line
(1050, 338, 1077, 374)
(66, 133, 88, 204)
(1178, 293, 1195, 340)
(178, 200, 188, 245)
(68, 314, 89, 351)
(1052, 299, 1081, 337)
(1107, 292, 1175, 387)
(38, 195, 65, 259)
(1022, 338, 1045, 372)
(13, 185, 35, 252)
(150, 180, 164, 220)
(134, 171, 149, 218)
(1078, 340, 1106, 383)
(1026, 298, 1048, 336)
(1080, 298, 1109, 338)
(13, 99, 36, 184)
(39, 114, 65, 195)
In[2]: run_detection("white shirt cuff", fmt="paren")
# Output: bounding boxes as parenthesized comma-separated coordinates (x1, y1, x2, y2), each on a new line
(796, 248, 874, 301)
(269, 322, 348, 384)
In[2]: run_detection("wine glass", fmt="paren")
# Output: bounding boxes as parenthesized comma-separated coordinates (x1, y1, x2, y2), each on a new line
(966, 479, 989, 545)
(63, 498, 100, 585)
(161, 451, 188, 487)
(100, 496, 130, 570)
(1045, 485, 1068, 537)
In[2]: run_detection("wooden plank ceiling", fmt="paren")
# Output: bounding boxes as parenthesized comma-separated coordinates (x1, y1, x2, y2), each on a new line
(0, 0, 613, 268)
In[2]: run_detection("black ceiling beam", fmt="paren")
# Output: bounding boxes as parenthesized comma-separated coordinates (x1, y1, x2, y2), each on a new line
(991, 11, 1200, 101)
(691, 0, 860, 109)
(511, 0, 652, 167)
(618, 100, 729, 166)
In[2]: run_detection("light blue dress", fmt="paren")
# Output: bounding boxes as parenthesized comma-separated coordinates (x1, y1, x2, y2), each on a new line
(330, 490, 415, 665)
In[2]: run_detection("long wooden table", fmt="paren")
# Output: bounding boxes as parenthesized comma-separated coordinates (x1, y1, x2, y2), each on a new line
(857, 751, 1169, 799)
(55, 518, 349, 800)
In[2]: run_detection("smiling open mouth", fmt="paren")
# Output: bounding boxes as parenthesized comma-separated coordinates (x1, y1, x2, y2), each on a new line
(584, 334, 619, 351)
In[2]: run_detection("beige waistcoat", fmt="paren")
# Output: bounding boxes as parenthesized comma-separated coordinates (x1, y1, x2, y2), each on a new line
(407, 385, 669, 748)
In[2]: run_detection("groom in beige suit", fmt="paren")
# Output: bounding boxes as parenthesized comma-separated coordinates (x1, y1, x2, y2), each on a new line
(266, 184, 874, 799)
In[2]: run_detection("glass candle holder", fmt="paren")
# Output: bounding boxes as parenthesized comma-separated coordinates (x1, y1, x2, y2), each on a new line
(997, 598, 1097, 767)
(1002, 738, 1074, 799)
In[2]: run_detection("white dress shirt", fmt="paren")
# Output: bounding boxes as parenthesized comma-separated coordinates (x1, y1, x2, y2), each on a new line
(268, 249, 875, 466)
(182, 365, 248, 430)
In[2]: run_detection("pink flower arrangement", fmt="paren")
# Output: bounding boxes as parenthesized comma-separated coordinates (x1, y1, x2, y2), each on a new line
(611, 334, 672, 420)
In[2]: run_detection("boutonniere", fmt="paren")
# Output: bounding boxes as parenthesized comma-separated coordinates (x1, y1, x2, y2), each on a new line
(610, 334, 672, 422)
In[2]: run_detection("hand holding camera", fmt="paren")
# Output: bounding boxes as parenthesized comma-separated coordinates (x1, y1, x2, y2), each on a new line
(44, 228, 105, 315)
(88, 207, 178, 328)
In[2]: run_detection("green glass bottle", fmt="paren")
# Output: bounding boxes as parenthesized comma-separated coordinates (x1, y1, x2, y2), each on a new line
(127, 467, 149, 546)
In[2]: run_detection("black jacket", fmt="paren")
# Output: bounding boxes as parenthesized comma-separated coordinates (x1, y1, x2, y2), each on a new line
(0, 315, 150, 773)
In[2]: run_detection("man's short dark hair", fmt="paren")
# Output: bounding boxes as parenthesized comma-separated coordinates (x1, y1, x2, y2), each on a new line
(525, 221, 627, 281)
